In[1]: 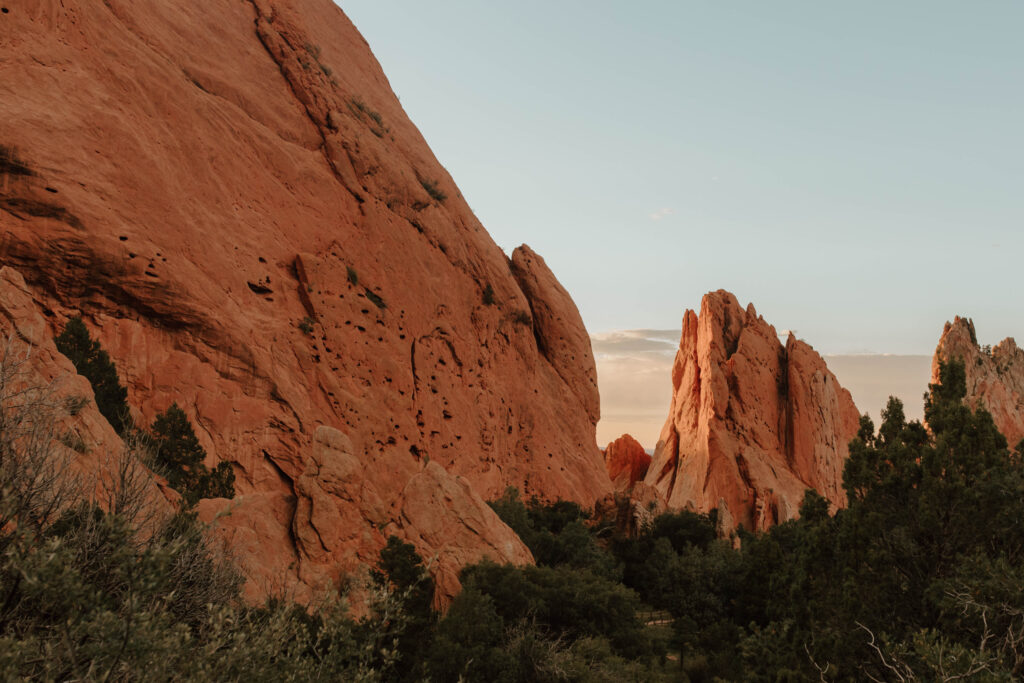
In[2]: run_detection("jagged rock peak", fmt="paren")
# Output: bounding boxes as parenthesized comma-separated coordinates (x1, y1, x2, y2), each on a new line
(645, 290, 860, 532)
(933, 316, 1024, 448)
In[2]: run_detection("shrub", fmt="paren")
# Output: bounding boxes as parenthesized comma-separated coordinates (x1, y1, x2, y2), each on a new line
(63, 394, 89, 416)
(511, 310, 531, 326)
(59, 430, 88, 454)
(349, 96, 385, 127)
(482, 283, 495, 306)
(348, 97, 387, 137)
(303, 43, 334, 77)
(0, 336, 79, 548)
(299, 316, 315, 335)
(459, 561, 653, 659)
(364, 288, 386, 310)
(420, 178, 447, 202)
(54, 316, 132, 434)
(489, 488, 616, 580)
(372, 536, 436, 680)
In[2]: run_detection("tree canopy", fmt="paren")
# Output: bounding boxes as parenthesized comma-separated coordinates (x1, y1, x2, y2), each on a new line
(55, 316, 132, 434)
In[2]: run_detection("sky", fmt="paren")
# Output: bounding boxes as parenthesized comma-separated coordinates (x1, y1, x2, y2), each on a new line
(340, 2, 1023, 445)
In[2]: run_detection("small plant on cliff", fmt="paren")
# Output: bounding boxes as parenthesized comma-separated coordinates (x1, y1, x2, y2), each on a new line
(59, 430, 88, 454)
(54, 316, 132, 435)
(420, 178, 447, 203)
(364, 288, 386, 310)
(511, 309, 531, 326)
(482, 283, 496, 306)
(349, 96, 385, 128)
(298, 316, 315, 336)
(348, 97, 388, 137)
(150, 403, 234, 504)
(303, 42, 333, 77)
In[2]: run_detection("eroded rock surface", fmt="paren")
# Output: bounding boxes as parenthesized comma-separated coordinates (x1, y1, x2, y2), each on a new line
(603, 434, 651, 492)
(0, 0, 603, 601)
(644, 290, 860, 532)
(0, 267, 173, 516)
(932, 317, 1024, 448)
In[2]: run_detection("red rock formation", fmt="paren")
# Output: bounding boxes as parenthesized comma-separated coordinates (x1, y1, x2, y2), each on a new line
(644, 291, 860, 532)
(0, 0, 610, 601)
(932, 317, 1024, 448)
(603, 434, 651, 491)
(0, 267, 174, 516)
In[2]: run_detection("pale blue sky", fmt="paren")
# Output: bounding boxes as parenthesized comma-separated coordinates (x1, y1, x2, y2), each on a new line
(341, 1, 1023, 355)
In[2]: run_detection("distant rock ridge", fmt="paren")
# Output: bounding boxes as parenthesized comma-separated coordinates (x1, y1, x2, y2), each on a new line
(603, 434, 651, 492)
(932, 316, 1024, 448)
(644, 290, 860, 532)
(0, 0, 609, 603)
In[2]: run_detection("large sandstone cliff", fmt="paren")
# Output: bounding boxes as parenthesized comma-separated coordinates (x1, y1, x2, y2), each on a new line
(0, 0, 611, 601)
(933, 317, 1024, 449)
(644, 291, 860, 532)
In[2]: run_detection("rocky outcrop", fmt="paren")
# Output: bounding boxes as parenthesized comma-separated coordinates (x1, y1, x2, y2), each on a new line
(0, 0, 606, 601)
(932, 317, 1024, 448)
(645, 290, 860, 532)
(510, 246, 601, 425)
(0, 267, 173, 516)
(603, 434, 651, 492)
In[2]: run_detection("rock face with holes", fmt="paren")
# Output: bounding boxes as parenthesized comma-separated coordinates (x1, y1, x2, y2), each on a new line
(932, 317, 1024, 449)
(0, 0, 610, 602)
(603, 434, 651, 492)
(644, 290, 860, 532)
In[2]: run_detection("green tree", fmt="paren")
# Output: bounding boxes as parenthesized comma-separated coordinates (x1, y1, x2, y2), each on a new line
(54, 316, 132, 434)
(427, 588, 512, 683)
(460, 561, 653, 660)
(741, 360, 1024, 679)
(150, 404, 234, 504)
(371, 536, 436, 681)
(488, 487, 617, 579)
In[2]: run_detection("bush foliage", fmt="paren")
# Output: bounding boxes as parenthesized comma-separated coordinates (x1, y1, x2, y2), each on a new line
(150, 403, 235, 504)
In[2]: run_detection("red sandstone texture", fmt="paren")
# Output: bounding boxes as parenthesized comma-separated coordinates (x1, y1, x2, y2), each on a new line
(0, 267, 174, 515)
(603, 434, 651, 492)
(0, 0, 612, 602)
(933, 317, 1024, 448)
(644, 291, 860, 532)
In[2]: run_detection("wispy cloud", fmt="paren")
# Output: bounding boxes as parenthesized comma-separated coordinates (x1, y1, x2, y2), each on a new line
(590, 329, 679, 357)
(592, 329, 679, 446)
(648, 207, 674, 221)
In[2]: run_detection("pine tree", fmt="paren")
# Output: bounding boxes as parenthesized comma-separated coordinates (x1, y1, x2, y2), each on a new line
(54, 317, 132, 434)
(151, 404, 234, 504)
